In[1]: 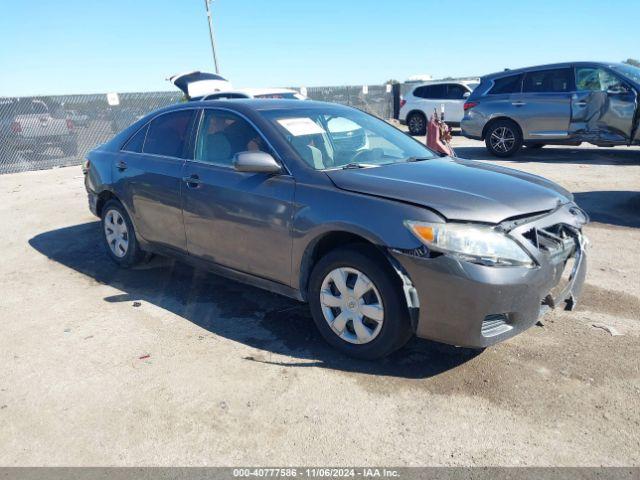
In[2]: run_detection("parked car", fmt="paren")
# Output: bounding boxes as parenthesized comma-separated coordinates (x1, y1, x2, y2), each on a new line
(0, 98, 77, 156)
(84, 99, 588, 359)
(461, 61, 640, 157)
(399, 80, 480, 135)
(168, 71, 233, 99)
(65, 109, 90, 128)
(199, 88, 307, 101)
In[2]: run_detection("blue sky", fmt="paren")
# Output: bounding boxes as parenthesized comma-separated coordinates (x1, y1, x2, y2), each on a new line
(1, 0, 638, 97)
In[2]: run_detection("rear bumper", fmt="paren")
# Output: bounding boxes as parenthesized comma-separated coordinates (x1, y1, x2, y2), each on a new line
(6, 134, 76, 148)
(460, 113, 484, 140)
(87, 193, 99, 217)
(390, 207, 588, 348)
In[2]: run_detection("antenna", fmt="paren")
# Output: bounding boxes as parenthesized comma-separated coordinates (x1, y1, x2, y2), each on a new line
(204, 0, 220, 74)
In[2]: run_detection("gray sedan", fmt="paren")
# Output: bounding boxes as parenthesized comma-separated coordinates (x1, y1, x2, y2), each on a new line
(84, 99, 588, 359)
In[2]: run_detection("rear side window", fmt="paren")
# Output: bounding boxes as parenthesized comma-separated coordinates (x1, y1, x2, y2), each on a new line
(413, 84, 446, 99)
(488, 74, 523, 95)
(523, 68, 572, 93)
(122, 125, 148, 153)
(143, 110, 195, 158)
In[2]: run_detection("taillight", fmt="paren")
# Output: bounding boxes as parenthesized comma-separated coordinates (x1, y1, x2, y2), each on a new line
(400, 98, 406, 109)
(66, 119, 74, 130)
(463, 101, 478, 111)
(11, 121, 22, 134)
(82, 159, 90, 174)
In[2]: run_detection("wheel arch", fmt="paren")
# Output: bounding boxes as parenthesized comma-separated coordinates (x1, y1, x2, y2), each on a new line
(96, 190, 118, 218)
(482, 116, 523, 140)
(406, 109, 427, 122)
(298, 229, 390, 301)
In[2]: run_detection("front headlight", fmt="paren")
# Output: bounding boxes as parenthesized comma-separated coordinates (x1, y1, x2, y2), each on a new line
(405, 221, 535, 267)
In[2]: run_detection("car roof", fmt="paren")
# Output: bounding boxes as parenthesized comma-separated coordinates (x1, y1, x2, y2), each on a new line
(159, 99, 349, 115)
(411, 79, 479, 88)
(482, 61, 623, 79)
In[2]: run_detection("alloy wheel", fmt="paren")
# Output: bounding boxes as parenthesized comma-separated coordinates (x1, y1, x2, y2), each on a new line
(408, 114, 425, 135)
(104, 209, 129, 258)
(319, 267, 384, 345)
(489, 126, 516, 153)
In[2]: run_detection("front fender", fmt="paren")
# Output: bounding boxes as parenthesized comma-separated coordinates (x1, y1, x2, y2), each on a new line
(291, 183, 444, 294)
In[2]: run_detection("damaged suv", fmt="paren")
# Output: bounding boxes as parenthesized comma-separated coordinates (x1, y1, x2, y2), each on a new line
(462, 61, 640, 157)
(85, 99, 588, 359)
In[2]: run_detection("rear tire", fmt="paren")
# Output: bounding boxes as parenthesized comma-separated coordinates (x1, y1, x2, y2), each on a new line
(407, 111, 427, 136)
(308, 246, 413, 360)
(485, 119, 522, 157)
(101, 200, 145, 268)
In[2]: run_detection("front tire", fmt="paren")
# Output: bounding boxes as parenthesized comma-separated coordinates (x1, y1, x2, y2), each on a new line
(101, 200, 145, 267)
(407, 111, 427, 136)
(485, 119, 522, 157)
(308, 246, 413, 359)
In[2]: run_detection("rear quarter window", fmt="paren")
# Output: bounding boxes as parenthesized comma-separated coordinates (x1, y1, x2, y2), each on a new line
(122, 125, 148, 153)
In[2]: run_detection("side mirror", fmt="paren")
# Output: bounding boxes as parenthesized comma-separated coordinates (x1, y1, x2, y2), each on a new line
(463, 91, 471, 99)
(607, 85, 628, 95)
(233, 151, 282, 174)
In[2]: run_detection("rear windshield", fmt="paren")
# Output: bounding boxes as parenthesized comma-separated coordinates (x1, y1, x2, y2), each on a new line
(255, 92, 303, 100)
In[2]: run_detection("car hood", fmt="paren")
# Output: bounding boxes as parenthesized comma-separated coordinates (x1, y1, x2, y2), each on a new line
(325, 158, 573, 224)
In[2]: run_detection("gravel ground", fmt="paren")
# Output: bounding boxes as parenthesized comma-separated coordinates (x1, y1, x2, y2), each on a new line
(0, 137, 639, 466)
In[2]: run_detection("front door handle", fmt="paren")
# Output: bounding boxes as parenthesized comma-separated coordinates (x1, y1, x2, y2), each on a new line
(182, 174, 202, 188)
(511, 101, 526, 107)
(116, 160, 127, 171)
(575, 101, 588, 107)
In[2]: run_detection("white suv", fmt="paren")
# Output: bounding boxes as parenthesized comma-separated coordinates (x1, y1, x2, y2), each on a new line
(400, 80, 479, 135)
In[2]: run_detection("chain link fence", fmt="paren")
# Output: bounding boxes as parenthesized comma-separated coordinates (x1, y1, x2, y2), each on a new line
(0, 85, 393, 175)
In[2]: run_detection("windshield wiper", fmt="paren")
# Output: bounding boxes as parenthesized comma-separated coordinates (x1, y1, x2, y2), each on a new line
(341, 162, 376, 169)
(405, 156, 433, 162)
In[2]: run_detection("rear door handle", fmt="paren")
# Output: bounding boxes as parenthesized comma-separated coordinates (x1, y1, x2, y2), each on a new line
(116, 160, 127, 171)
(575, 101, 588, 107)
(182, 174, 202, 188)
(511, 101, 526, 107)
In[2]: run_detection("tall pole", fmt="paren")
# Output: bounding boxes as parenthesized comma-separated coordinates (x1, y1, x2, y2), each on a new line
(204, 0, 220, 74)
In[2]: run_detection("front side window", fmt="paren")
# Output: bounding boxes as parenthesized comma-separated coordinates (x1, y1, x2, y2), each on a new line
(195, 110, 267, 167)
(488, 74, 523, 95)
(445, 84, 468, 99)
(262, 107, 437, 170)
(523, 68, 572, 93)
(143, 110, 195, 158)
(576, 67, 625, 92)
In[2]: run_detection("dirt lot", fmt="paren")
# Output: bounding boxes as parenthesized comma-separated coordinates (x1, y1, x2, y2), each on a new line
(1, 137, 639, 466)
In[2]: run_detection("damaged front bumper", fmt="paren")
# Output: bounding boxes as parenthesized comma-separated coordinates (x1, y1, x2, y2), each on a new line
(390, 204, 588, 348)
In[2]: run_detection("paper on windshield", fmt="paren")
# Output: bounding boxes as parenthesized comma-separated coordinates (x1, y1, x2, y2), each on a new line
(277, 118, 325, 136)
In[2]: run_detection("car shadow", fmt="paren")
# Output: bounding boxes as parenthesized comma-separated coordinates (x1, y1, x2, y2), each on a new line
(453, 145, 640, 166)
(28, 222, 480, 379)
(573, 191, 640, 228)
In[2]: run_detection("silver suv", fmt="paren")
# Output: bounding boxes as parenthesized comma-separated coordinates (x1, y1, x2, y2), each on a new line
(461, 62, 640, 157)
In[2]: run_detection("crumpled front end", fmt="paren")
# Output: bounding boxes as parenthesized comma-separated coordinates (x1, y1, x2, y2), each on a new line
(390, 204, 588, 348)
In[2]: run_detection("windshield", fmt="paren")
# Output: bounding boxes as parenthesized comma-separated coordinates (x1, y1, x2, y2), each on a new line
(262, 107, 437, 170)
(611, 64, 640, 84)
